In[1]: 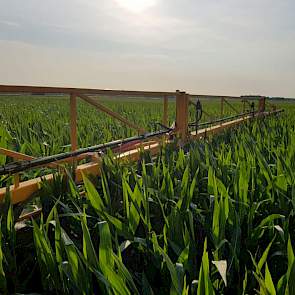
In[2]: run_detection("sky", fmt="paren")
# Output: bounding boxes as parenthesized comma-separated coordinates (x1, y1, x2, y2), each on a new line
(0, 0, 294, 97)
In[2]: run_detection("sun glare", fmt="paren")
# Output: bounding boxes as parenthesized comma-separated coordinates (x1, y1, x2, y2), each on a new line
(115, 0, 156, 13)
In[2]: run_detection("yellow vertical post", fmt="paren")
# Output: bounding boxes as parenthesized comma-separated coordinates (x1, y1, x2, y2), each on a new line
(70, 93, 78, 151)
(14, 173, 20, 188)
(221, 97, 224, 117)
(258, 96, 266, 113)
(163, 95, 168, 126)
(175, 91, 189, 140)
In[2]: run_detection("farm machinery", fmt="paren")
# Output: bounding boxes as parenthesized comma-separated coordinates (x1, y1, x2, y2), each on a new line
(0, 85, 282, 209)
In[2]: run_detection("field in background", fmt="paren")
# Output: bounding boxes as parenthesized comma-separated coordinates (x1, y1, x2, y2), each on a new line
(1, 95, 290, 157)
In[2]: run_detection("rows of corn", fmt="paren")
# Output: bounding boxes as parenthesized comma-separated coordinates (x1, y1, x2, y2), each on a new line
(0, 100, 294, 294)
(0, 95, 249, 184)
(0, 95, 247, 157)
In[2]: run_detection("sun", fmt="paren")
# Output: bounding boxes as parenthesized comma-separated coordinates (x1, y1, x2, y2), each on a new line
(115, 0, 156, 13)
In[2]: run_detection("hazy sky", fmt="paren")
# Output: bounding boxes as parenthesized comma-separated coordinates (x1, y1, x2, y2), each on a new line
(0, 0, 294, 97)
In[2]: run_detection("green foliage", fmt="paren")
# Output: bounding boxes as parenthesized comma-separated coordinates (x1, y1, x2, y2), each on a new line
(0, 98, 294, 293)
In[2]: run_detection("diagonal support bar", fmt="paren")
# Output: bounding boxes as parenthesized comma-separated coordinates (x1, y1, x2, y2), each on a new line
(78, 94, 146, 134)
(223, 98, 240, 115)
(0, 147, 35, 162)
(0, 148, 57, 169)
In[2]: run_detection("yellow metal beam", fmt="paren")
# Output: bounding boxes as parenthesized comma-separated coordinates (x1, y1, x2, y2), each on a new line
(0, 141, 159, 204)
(0, 174, 54, 204)
(191, 115, 252, 138)
(0, 84, 242, 100)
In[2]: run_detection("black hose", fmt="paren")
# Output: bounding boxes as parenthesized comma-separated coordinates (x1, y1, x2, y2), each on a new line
(189, 109, 284, 128)
(189, 111, 253, 128)
(0, 128, 172, 175)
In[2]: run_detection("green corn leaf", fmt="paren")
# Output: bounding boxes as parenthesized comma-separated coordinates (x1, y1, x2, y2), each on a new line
(208, 167, 218, 198)
(99, 221, 130, 295)
(258, 237, 275, 271)
(81, 213, 99, 269)
(104, 212, 133, 240)
(286, 236, 295, 295)
(128, 184, 142, 234)
(113, 254, 139, 295)
(157, 245, 183, 294)
(216, 178, 229, 220)
(32, 218, 60, 291)
(53, 208, 62, 263)
(288, 263, 295, 295)
(0, 220, 7, 293)
(242, 268, 248, 295)
(178, 243, 190, 266)
(61, 227, 90, 293)
(197, 238, 215, 295)
(6, 200, 15, 249)
(142, 272, 155, 295)
(83, 174, 105, 213)
(181, 165, 190, 199)
(252, 214, 285, 241)
(122, 174, 130, 220)
(99, 221, 114, 273)
(212, 193, 220, 245)
(101, 170, 111, 207)
(265, 263, 276, 295)
(287, 236, 294, 267)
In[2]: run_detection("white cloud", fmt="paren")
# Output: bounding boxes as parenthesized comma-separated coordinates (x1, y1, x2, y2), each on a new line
(0, 20, 20, 27)
(0, 0, 294, 96)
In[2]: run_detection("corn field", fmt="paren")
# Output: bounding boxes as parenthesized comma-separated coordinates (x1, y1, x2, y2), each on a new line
(0, 96, 294, 294)
(0, 95, 247, 156)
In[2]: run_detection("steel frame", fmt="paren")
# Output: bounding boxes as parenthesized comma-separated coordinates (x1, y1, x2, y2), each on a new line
(0, 85, 280, 206)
